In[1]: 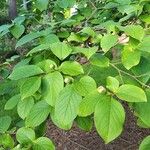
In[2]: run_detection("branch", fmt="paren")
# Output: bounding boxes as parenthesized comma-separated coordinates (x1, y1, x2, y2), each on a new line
(110, 63, 150, 89)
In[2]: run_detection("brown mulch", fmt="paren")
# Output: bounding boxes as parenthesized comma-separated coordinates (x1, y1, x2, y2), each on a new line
(46, 106, 150, 150)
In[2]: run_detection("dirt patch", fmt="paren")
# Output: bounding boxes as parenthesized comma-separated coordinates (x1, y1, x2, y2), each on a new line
(46, 105, 150, 150)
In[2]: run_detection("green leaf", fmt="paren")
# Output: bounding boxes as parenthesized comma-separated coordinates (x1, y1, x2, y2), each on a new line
(55, 85, 82, 126)
(94, 96, 125, 143)
(116, 84, 147, 102)
(16, 32, 42, 48)
(140, 15, 150, 24)
(50, 109, 72, 130)
(0, 24, 12, 33)
(26, 101, 50, 127)
(50, 42, 72, 60)
(74, 76, 97, 96)
(0, 134, 14, 149)
(16, 127, 35, 144)
(114, 0, 131, 4)
(40, 34, 59, 45)
(42, 72, 64, 106)
(90, 53, 109, 67)
(139, 135, 150, 150)
(101, 34, 118, 52)
(57, 31, 70, 38)
(68, 33, 82, 42)
(133, 90, 150, 127)
(0, 116, 11, 133)
(17, 97, 34, 119)
(106, 76, 119, 93)
(12, 147, 28, 150)
(124, 25, 145, 41)
(9, 65, 43, 80)
(138, 36, 150, 53)
(35, 0, 49, 11)
(5, 94, 20, 110)
(137, 118, 149, 128)
(59, 61, 84, 76)
(10, 24, 25, 39)
(78, 90, 101, 117)
(14, 58, 31, 69)
(33, 137, 55, 150)
(76, 116, 93, 131)
(57, 0, 75, 8)
(131, 57, 150, 83)
(20, 77, 41, 99)
(72, 46, 97, 59)
(118, 5, 136, 15)
(14, 16, 25, 25)
(37, 60, 57, 73)
(80, 27, 95, 37)
(122, 45, 141, 70)
(27, 44, 51, 56)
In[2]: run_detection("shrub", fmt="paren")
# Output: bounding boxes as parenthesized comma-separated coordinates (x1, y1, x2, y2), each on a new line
(0, 0, 150, 149)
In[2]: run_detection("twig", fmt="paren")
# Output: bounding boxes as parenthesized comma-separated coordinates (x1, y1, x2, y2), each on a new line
(110, 63, 150, 88)
(85, 0, 97, 26)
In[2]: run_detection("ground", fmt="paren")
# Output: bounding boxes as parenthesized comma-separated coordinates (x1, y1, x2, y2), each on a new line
(46, 105, 150, 150)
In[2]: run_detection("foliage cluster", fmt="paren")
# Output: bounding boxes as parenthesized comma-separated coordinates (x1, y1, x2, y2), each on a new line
(0, 0, 150, 149)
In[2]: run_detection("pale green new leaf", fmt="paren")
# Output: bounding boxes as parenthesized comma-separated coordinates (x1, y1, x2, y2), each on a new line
(94, 96, 125, 143)
(55, 85, 82, 126)
(20, 76, 41, 99)
(116, 84, 147, 102)
(59, 61, 84, 76)
(42, 72, 64, 106)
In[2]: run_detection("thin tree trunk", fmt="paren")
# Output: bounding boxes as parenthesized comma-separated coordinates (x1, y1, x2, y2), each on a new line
(8, 0, 17, 20)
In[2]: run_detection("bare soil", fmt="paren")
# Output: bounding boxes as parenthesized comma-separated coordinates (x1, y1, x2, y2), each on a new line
(46, 105, 150, 150)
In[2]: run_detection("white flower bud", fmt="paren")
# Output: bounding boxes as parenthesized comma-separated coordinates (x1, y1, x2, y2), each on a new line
(97, 86, 106, 93)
